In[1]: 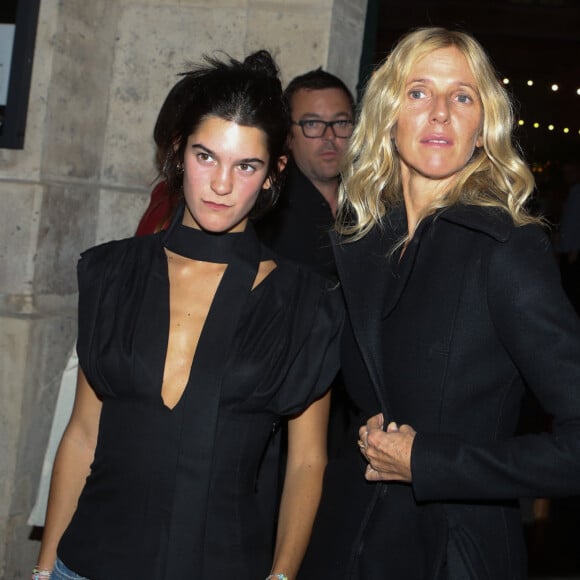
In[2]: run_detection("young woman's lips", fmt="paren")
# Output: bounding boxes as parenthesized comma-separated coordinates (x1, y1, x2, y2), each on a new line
(203, 200, 231, 210)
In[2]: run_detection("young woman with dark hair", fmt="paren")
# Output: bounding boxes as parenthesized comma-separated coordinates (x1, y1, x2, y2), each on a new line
(34, 50, 343, 580)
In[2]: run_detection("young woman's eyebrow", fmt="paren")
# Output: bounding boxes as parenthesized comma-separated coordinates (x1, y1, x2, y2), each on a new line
(191, 142, 265, 165)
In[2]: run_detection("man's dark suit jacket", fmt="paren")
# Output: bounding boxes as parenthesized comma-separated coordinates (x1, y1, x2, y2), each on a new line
(256, 160, 337, 281)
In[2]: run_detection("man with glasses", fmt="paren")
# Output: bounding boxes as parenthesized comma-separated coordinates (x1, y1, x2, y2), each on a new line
(257, 69, 356, 475)
(258, 68, 355, 281)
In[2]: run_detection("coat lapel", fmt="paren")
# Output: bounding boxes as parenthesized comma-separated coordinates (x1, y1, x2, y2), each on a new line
(332, 216, 412, 420)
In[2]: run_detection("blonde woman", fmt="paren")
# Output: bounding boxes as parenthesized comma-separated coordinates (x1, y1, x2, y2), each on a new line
(300, 27, 580, 579)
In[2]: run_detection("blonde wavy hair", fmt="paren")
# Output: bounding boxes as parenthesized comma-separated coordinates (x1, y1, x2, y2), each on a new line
(338, 27, 538, 240)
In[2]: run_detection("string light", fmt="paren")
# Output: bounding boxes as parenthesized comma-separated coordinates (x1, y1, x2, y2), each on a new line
(518, 78, 578, 96)
(508, 77, 580, 137)
(517, 119, 580, 136)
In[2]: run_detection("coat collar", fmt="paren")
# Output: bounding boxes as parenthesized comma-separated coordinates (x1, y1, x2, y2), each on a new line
(436, 203, 513, 242)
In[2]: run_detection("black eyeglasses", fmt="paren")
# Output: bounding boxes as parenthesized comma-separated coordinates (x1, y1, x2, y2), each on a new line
(292, 119, 354, 139)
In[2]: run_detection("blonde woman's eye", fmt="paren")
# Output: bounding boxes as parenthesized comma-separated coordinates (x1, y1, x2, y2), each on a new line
(409, 89, 425, 99)
(456, 93, 472, 104)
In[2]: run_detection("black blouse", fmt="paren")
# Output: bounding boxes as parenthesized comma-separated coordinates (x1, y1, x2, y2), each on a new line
(58, 217, 343, 579)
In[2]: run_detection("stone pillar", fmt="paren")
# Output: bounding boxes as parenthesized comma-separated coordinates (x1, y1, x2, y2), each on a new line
(0, 0, 367, 576)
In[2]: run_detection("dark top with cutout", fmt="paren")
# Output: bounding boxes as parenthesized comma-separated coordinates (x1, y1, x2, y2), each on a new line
(58, 209, 343, 580)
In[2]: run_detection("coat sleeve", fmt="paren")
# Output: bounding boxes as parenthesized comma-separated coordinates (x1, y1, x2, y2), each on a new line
(412, 225, 580, 501)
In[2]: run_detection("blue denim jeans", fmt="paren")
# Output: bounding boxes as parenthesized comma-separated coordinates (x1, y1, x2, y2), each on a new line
(50, 558, 90, 580)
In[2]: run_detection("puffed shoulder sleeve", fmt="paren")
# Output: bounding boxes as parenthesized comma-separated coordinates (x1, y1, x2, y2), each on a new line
(412, 225, 580, 500)
(75, 240, 131, 396)
(274, 278, 345, 417)
(76, 246, 105, 384)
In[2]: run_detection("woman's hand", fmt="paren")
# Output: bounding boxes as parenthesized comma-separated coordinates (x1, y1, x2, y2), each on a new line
(358, 413, 416, 482)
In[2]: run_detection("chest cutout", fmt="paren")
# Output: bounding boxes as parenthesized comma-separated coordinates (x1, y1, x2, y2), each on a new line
(161, 249, 276, 409)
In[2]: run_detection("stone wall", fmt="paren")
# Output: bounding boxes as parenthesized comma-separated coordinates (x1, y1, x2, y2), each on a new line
(0, 0, 367, 576)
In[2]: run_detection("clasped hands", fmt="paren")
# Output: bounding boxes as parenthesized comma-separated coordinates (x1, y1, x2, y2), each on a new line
(358, 413, 416, 482)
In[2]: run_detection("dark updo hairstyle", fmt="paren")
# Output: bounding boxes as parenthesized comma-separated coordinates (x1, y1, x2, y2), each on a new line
(154, 50, 289, 219)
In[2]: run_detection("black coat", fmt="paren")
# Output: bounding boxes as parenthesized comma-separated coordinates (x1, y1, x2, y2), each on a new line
(301, 204, 580, 579)
(256, 160, 337, 281)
